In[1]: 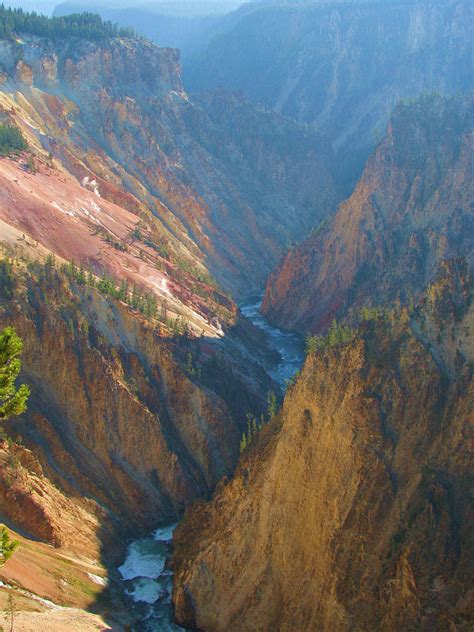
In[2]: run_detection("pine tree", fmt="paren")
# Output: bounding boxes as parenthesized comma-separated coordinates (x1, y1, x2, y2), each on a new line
(87, 268, 95, 287)
(0, 259, 16, 299)
(0, 327, 30, 421)
(5, 589, 20, 632)
(45, 253, 56, 269)
(117, 279, 128, 302)
(77, 265, 86, 285)
(267, 390, 278, 420)
(0, 527, 19, 566)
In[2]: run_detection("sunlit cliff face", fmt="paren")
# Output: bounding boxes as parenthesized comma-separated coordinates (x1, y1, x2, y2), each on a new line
(262, 94, 474, 334)
(173, 259, 474, 632)
(0, 6, 471, 631)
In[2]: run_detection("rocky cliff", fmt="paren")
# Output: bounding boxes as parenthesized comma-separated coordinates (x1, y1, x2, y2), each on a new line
(262, 93, 474, 334)
(172, 259, 474, 631)
(187, 0, 472, 184)
(0, 29, 339, 297)
(0, 16, 314, 623)
(0, 252, 274, 556)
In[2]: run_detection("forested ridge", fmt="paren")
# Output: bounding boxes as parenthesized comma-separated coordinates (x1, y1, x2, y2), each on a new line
(0, 5, 137, 41)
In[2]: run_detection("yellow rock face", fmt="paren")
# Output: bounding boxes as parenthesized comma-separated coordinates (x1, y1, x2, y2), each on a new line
(173, 261, 474, 631)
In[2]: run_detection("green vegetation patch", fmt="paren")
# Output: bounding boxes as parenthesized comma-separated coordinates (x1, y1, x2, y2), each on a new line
(0, 123, 27, 157)
(0, 6, 137, 41)
(306, 319, 355, 355)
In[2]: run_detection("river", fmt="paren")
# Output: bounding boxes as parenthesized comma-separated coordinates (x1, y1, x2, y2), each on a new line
(239, 294, 304, 387)
(118, 524, 182, 631)
(117, 296, 304, 630)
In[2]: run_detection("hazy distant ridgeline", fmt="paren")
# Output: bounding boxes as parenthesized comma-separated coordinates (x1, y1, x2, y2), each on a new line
(185, 0, 472, 183)
(53, 0, 241, 57)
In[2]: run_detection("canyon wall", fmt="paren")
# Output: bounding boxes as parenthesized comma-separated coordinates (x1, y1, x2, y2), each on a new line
(187, 0, 472, 183)
(262, 93, 474, 334)
(173, 259, 474, 631)
(0, 257, 273, 555)
(0, 32, 339, 297)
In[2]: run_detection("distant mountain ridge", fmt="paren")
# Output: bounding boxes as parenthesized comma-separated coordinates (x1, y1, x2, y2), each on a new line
(186, 0, 472, 184)
(53, 0, 241, 59)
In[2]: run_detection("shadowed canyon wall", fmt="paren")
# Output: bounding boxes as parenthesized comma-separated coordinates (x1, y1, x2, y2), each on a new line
(186, 0, 472, 185)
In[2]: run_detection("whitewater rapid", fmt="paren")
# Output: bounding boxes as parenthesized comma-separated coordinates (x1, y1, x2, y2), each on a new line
(118, 524, 184, 631)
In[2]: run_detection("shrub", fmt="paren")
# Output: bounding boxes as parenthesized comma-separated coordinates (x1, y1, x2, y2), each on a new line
(306, 319, 354, 355)
(0, 123, 27, 157)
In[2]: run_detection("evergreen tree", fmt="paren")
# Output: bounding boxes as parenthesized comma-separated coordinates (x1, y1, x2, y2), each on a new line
(0, 6, 139, 42)
(0, 527, 19, 566)
(0, 327, 30, 421)
(5, 590, 20, 632)
(0, 259, 16, 299)
(0, 123, 27, 157)
(267, 390, 278, 420)
(44, 253, 56, 269)
(117, 279, 128, 302)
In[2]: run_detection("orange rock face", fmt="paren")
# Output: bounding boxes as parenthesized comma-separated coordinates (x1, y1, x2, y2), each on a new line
(262, 94, 474, 334)
(172, 261, 473, 631)
(0, 261, 273, 552)
(0, 34, 339, 299)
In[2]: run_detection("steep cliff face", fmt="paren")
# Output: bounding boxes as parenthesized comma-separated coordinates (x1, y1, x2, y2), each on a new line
(263, 93, 473, 333)
(173, 259, 474, 631)
(187, 0, 472, 182)
(0, 255, 273, 551)
(0, 31, 339, 297)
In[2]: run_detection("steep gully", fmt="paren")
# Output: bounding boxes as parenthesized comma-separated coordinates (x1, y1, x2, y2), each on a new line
(117, 296, 304, 630)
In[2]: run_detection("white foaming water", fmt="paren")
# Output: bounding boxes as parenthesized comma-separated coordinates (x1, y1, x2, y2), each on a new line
(118, 523, 185, 630)
(240, 295, 304, 386)
(118, 539, 167, 580)
(125, 577, 162, 604)
(153, 524, 175, 542)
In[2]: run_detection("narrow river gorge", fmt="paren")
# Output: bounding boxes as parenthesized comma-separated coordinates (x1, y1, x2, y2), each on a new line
(117, 297, 305, 630)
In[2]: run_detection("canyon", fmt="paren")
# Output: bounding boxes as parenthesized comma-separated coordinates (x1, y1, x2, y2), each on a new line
(0, 4, 472, 632)
(0, 32, 339, 297)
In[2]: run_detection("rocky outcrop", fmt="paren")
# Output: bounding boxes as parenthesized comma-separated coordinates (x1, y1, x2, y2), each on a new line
(0, 31, 339, 297)
(0, 439, 104, 553)
(172, 260, 474, 631)
(0, 259, 273, 548)
(262, 93, 474, 334)
(187, 0, 472, 183)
